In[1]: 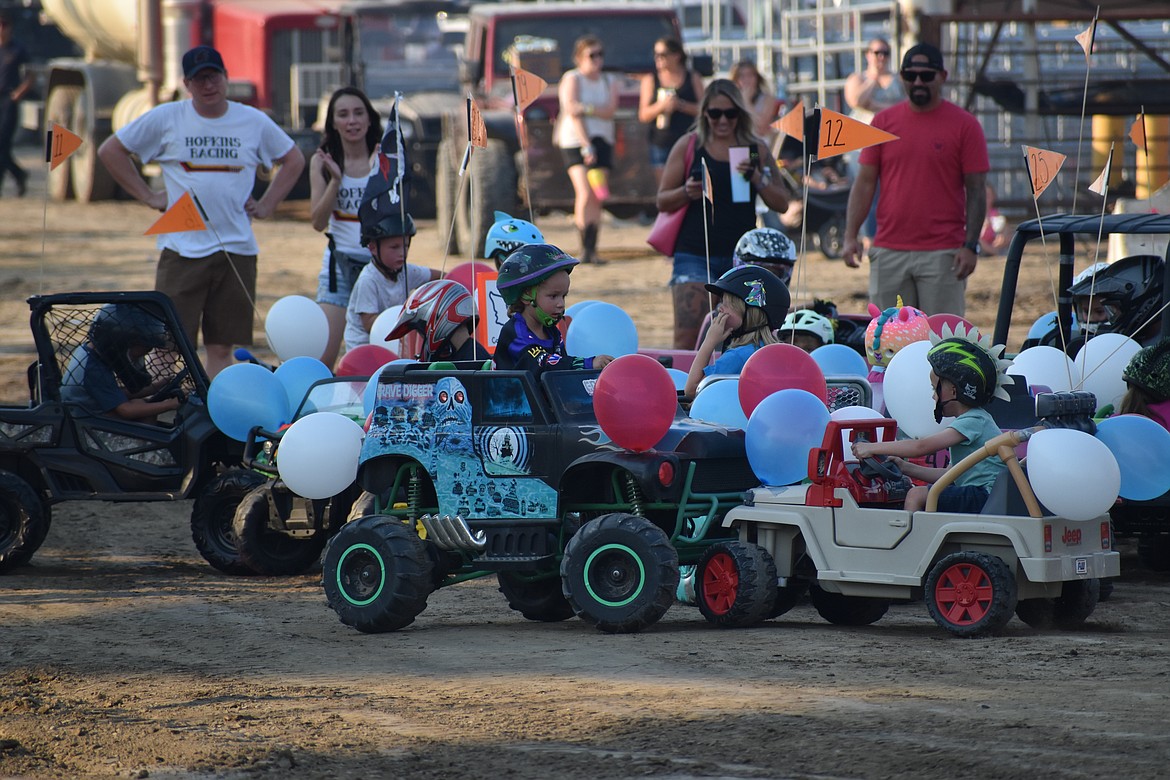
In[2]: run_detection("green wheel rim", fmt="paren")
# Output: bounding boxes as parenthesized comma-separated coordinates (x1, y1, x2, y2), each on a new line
(583, 543, 646, 608)
(336, 543, 386, 606)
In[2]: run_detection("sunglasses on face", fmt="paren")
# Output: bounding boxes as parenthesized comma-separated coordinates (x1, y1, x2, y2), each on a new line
(869, 49, 890, 56)
(901, 69, 938, 83)
(705, 107, 740, 121)
(588, 50, 605, 60)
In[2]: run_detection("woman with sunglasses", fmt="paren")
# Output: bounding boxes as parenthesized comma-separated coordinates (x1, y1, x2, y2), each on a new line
(655, 79, 789, 350)
(639, 37, 705, 187)
(556, 35, 618, 265)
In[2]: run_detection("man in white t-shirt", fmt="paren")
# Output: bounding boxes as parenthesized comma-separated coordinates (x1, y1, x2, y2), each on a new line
(98, 46, 305, 377)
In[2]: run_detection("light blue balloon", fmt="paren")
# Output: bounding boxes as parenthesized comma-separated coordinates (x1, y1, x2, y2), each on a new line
(746, 389, 830, 486)
(275, 356, 333, 416)
(689, 378, 748, 429)
(565, 299, 602, 321)
(565, 302, 638, 358)
(208, 363, 291, 442)
(362, 360, 413, 416)
(811, 343, 869, 378)
(1095, 414, 1170, 500)
(665, 367, 688, 392)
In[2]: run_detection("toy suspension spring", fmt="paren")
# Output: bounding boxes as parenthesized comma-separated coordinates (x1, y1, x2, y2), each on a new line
(408, 467, 423, 522)
(623, 472, 645, 517)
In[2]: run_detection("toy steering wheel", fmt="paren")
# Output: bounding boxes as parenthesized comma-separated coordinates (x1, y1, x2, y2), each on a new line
(857, 452, 904, 484)
(147, 367, 190, 404)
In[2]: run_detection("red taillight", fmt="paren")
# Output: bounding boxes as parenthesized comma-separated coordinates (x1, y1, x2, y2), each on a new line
(657, 460, 675, 486)
(1043, 524, 1052, 553)
(1100, 521, 1112, 550)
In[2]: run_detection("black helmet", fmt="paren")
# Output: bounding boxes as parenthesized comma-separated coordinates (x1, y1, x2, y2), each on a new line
(359, 201, 417, 245)
(705, 265, 790, 330)
(89, 303, 169, 393)
(496, 244, 579, 306)
(1067, 254, 1164, 338)
(733, 228, 797, 284)
(1123, 337, 1170, 403)
(926, 331, 1012, 408)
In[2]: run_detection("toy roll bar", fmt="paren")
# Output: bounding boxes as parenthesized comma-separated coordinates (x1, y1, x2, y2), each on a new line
(924, 427, 1043, 517)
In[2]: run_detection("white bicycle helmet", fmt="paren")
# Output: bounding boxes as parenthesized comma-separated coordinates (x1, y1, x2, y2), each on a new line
(779, 309, 834, 345)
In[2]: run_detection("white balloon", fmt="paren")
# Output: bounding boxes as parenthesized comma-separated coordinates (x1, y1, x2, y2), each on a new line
(882, 340, 951, 438)
(1008, 345, 1075, 392)
(369, 305, 405, 355)
(1027, 427, 1120, 521)
(265, 295, 329, 362)
(277, 412, 365, 499)
(829, 404, 887, 461)
(1072, 333, 1141, 411)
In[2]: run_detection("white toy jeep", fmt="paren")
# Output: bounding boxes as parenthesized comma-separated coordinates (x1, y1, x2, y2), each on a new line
(697, 393, 1120, 637)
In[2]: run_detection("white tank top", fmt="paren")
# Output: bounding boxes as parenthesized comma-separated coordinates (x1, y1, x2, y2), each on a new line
(327, 172, 366, 253)
(556, 70, 615, 148)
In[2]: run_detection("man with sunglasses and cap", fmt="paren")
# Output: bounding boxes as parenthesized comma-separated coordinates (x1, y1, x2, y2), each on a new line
(841, 42, 989, 319)
(99, 45, 305, 379)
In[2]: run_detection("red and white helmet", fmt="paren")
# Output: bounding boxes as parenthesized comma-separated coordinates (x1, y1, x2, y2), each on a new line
(387, 279, 475, 360)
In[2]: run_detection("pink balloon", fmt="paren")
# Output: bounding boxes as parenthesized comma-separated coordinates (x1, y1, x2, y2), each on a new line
(594, 354, 678, 452)
(337, 344, 398, 376)
(738, 343, 828, 418)
(927, 313, 975, 337)
(446, 262, 495, 296)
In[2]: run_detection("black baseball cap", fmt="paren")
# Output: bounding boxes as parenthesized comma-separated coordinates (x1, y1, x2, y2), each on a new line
(901, 42, 945, 71)
(182, 46, 225, 79)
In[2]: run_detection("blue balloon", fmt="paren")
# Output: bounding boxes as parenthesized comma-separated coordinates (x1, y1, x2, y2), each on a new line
(665, 367, 688, 392)
(689, 378, 748, 429)
(1095, 414, 1170, 500)
(565, 302, 638, 358)
(811, 343, 869, 378)
(746, 389, 830, 486)
(565, 299, 602, 321)
(208, 363, 291, 442)
(275, 356, 333, 416)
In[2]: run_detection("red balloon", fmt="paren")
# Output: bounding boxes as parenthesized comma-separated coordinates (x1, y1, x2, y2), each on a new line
(446, 262, 495, 297)
(594, 354, 677, 452)
(336, 344, 398, 377)
(927, 313, 975, 338)
(738, 343, 828, 418)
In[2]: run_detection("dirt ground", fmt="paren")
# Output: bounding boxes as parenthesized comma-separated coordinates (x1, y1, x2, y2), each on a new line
(3, 148, 1170, 780)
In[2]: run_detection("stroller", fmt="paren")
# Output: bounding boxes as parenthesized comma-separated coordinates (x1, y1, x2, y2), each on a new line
(775, 136, 850, 259)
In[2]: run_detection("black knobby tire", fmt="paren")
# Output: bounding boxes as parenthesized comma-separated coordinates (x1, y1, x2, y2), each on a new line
(434, 138, 461, 255)
(231, 485, 328, 576)
(497, 571, 574, 622)
(1136, 533, 1170, 572)
(817, 214, 846, 260)
(1098, 578, 1115, 602)
(768, 579, 809, 619)
(0, 471, 50, 573)
(925, 551, 1018, 637)
(808, 582, 889, 626)
(1015, 579, 1101, 630)
(322, 515, 433, 633)
(190, 470, 267, 575)
(456, 139, 517, 259)
(46, 86, 80, 201)
(696, 541, 777, 628)
(561, 513, 679, 634)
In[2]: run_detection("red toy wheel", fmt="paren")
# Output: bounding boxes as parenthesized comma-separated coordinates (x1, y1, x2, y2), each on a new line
(696, 541, 777, 628)
(925, 551, 1017, 637)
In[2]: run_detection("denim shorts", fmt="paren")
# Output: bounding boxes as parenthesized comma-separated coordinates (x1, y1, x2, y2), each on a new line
(937, 485, 991, 514)
(315, 247, 368, 307)
(670, 252, 734, 286)
(649, 144, 671, 168)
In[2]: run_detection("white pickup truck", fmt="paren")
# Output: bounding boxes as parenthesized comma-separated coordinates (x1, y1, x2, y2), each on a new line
(695, 397, 1119, 638)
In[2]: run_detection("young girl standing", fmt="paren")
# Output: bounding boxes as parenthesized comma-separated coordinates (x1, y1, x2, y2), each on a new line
(309, 87, 382, 369)
(684, 265, 790, 398)
(493, 244, 613, 376)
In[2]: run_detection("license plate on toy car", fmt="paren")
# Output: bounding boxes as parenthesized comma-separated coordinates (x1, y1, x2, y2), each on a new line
(1075, 557, 1088, 575)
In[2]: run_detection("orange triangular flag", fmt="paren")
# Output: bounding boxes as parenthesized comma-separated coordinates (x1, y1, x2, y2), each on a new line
(816, 107, 899, 161)
(1021, 145, 1067, 198)
(1075, 15, 1097, 63)
(1130, 111, 1147, 151)
(512, 67, 549, 112)
(773, 101, 804, 142)
(145, 192, 207, 235)
(1087, 146, 1113, 196)
(467, 96, 487, 149)
(47, 123, 82, 171)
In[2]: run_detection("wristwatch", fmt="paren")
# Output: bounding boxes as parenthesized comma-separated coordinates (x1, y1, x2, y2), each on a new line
(963, 239, 981, 255)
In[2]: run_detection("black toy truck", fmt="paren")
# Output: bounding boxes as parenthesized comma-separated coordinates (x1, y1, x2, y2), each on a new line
(321, 362, 871, 633)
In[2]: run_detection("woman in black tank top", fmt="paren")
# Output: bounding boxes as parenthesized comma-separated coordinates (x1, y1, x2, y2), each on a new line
(638, 37, 704, 186)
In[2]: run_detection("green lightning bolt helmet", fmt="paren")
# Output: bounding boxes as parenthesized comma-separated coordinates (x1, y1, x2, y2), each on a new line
(926, 323, 1014, 412)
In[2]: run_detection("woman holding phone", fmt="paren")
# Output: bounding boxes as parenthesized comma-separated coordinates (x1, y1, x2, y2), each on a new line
(655, 79, 788, 350)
